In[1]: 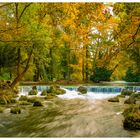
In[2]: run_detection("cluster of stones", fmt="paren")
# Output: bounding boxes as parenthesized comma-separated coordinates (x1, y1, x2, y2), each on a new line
(108, 89, 140, 130)
(0, 84, 67, 115)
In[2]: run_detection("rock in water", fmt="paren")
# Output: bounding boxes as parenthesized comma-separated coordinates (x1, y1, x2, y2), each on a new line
(33, 100, 43, 106)
(108, 96, 119, 102)
(121, 89, 134, 96)
(123, 105, 140, 130)
(10, 106, 21, 114)
(77, 86, 87, 94)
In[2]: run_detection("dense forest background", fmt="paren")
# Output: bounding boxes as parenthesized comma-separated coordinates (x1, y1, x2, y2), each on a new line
(0, 3, 140, 87)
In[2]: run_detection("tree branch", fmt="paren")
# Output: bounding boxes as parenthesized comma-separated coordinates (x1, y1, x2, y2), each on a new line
(18, 3, 32, 23)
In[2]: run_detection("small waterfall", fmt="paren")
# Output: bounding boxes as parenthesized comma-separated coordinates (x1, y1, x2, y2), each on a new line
(18, 85, 140, 99)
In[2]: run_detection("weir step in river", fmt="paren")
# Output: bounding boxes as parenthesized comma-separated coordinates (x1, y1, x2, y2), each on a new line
(19, 85, 140, 94)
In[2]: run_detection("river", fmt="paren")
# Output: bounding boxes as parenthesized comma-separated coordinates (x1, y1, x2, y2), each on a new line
(0, 85, 140, 137)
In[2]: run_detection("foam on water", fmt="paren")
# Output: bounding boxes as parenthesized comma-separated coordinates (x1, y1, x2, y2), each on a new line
(57, 88, 120, 100)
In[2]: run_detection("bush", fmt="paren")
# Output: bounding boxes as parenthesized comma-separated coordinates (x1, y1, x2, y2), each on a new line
(90, 67, 112, 82)
(33, 100, 43, 106)
(77, 86, 87, 94)
(10, 106, 21, 114)
(123, 67, 140, 82)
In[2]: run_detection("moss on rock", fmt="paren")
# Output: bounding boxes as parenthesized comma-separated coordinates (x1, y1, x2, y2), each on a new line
(33, 100, 43, 106)
(10, 106, 21, 114)
(123, 105, 140, 130)
(45, 95, 56, 100)
(77, 86, 87, 94)
(28, 89, 38, 95)
(47, 85, 66, 95)
(18, 101, 31, 105)
(27, 97, 40, 103)
(0, 107, 4, 113)
(124, 92, 140, 104)
(121, 89, 134, 96)
(19, 95, 28, 101)
(41, 90, 47, 96)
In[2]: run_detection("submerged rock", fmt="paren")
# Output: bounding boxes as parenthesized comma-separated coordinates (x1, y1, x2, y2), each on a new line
(108, 96, 119, 102)
(77, 86, 87, 94)
(123, 105, 140, 130)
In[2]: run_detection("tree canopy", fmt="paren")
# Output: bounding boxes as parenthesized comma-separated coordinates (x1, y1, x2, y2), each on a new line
(0, 2, 140, 87)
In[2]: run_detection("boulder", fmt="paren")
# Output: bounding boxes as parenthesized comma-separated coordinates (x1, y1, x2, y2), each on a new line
(41, 90, 47, 96)
(28, 89, 38, 95)
(0, 107, 4, 113)
(45, 95, 57, 100)
(33, 100, 43, 106)
(10, 106, 21, 114)
(121, 89, 134, 96)
(108, 96, 119, 102)
(124, 92, 140, 104)
(27, 97, 39, 103)
(123, 105, 140, 130)
(47, 85, 66, 95)
(19, 95, 28, 101)
(18, 101, 31, 105)
(77, 86, 87, 94)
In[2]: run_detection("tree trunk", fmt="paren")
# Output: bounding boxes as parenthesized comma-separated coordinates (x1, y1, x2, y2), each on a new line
(67, 47, 71, 81)
(85, 46, 89, 82)
(10, 49, 33, 88)
(17, 48, 21, 76)
(49, 48, 53, 80)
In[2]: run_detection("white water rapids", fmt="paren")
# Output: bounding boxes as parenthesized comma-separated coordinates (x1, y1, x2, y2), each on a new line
(18, 87, 120, 100)
(57, 88, 120, 100)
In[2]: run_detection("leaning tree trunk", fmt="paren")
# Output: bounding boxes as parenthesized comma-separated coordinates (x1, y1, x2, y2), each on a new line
(10, 49, 33, 89)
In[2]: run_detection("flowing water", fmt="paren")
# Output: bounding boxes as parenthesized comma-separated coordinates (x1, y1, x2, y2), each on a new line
(0, 85, 140, 137)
